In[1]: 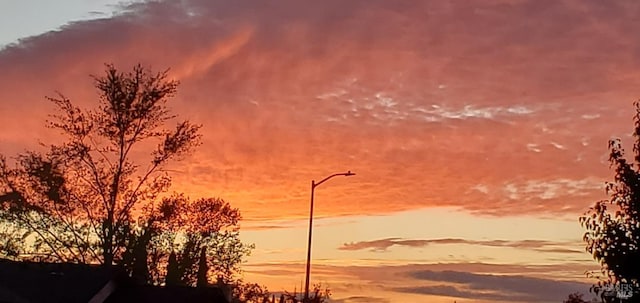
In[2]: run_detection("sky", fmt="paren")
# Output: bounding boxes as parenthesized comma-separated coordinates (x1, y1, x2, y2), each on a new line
(1, 0, 639, 302)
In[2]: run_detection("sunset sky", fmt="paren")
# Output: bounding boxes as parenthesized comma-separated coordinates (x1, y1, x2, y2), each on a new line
(2, 1, 640, 302)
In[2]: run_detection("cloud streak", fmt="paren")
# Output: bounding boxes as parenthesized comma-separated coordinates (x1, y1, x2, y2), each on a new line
(339, 237, 583, 253)
(400, 270, 590, 302)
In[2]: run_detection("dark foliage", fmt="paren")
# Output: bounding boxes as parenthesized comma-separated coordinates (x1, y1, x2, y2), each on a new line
(197, 247, 208, 287)
(580, 101, 640, 302)
(563, 292, 589, 303)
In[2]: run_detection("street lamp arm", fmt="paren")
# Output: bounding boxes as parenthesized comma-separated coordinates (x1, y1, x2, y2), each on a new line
(313, 171, 355, 188)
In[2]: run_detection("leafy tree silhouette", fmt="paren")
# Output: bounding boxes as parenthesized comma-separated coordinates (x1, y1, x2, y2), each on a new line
(0, 64, 252, 288)
(580, 101, 640, 302)
(563, 292, 589, 303)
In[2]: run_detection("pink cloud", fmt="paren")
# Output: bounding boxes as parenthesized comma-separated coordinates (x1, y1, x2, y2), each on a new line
(1, 0, 639, 221)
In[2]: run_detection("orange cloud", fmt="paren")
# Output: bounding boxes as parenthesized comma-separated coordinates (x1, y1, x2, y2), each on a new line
(1, 0, 639, 223)
(172, 27, 254, 79)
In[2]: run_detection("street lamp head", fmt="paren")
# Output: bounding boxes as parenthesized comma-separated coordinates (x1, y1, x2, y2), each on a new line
(345, 171, 355, 176)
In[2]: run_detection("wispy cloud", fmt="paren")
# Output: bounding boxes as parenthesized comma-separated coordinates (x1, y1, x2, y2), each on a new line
(339, 238, 583, 253)
(331, 296, 391, 303)
(399, 270, 591, 302)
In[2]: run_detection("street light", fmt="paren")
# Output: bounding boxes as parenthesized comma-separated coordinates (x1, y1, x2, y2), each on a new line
(304, 171, 355, 302)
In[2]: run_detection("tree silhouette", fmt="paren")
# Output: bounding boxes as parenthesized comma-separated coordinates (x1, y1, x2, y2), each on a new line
(165, 251, 180, 286)
(197, 247, 208, 287)
(580, 100, 640, 301)
(0, 64, 251, 287)
(563, 292, 588, 303)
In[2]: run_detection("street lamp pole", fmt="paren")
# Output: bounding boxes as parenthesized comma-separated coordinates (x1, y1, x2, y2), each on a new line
(304, 171, 355, 302)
